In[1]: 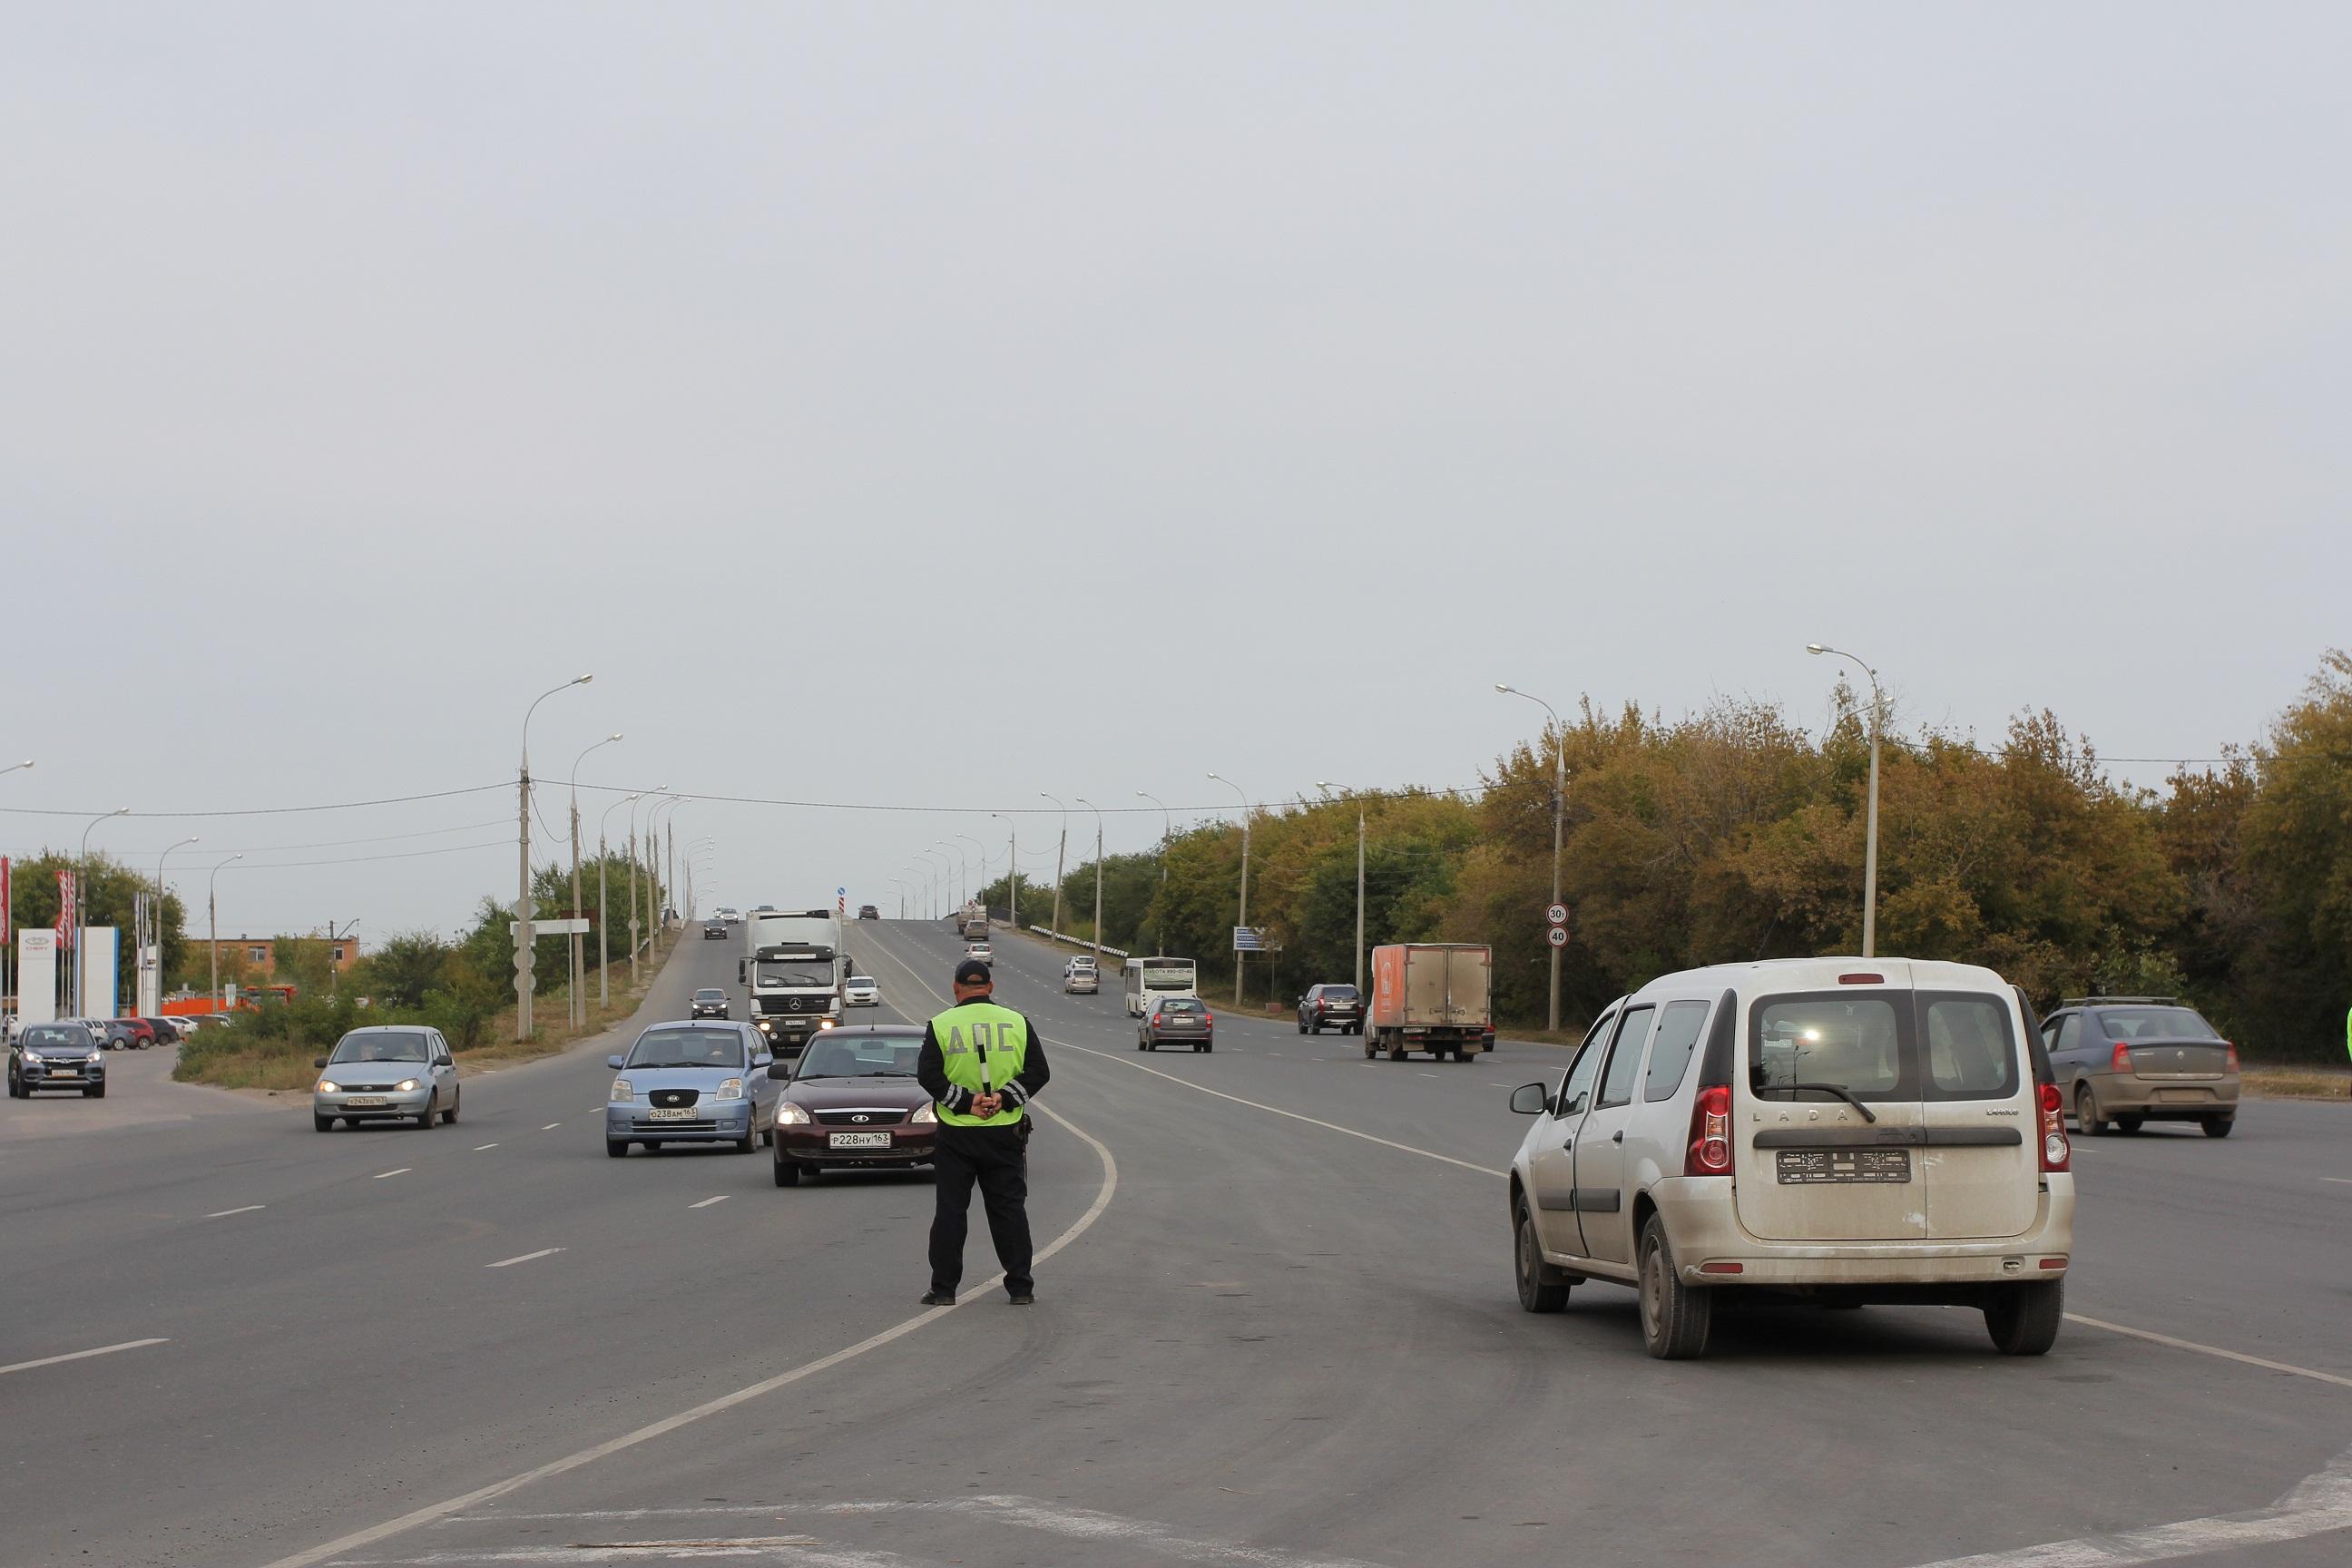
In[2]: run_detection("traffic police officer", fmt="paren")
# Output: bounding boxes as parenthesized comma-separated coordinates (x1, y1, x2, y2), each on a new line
(916, 958, 1051, 1305)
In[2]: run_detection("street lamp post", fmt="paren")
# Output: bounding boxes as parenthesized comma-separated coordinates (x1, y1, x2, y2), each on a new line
(922, 848, 951, 919)
(627, 786, 663, 985)
(956, 835, 986, 922)
(1136, 790, 1171, 956)
(1206, 773, 1250, 1005)
(568, 732, 622, 1028)
(1039, 793, 1068, 941)
(1495, 683, 1566, 1033)
(1074, 798, 1105, 967)
(151, 835, 198, 1014)
(74, 807, 130, 1017)
(648, 797, 686, 942)
(1808, 643, 1885, 958)
(0, 762, 27, 1009)
(936, 841, 967, 913)
(598, 793, 639, 1007)
(518, 674, 593, 1040)
(990, 813, 1017, 930)
(206, 852, 243, 1011)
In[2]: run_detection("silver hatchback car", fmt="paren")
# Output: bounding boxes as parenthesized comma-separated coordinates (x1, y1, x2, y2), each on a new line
(605, 1021, 774, 1157)
(314, 1026, 461, 1131)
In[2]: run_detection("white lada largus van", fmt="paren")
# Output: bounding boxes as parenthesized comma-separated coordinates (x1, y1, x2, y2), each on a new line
(1506, 958, 2073, 1360)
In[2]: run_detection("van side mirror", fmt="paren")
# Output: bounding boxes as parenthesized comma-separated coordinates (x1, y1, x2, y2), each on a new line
(765, 1061, 793, 1081)
(606, 1054, 625, 1070)
(1508, 1082, 1551, 1115)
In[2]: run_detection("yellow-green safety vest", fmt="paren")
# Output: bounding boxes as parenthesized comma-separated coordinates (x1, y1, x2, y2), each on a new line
(931, 1001, 1031, 1128)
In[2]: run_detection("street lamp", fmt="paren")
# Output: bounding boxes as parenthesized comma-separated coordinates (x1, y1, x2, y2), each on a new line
(74, 807, 130, 1017)
(598, 792, 640, 1007)
(1206, 772, 1250, 1005)
(935, 841, 968, 912)
(990, 813, 1018, 931)
(648, 796, 687, 938)
(1318, 782, 1368, 992)
(516, 673, 593, 1039)
(1808, 643, 1886, 958)
(920, 848, 951, 920)
(1039, 792, 1068, 941)
(627, 785, 664, 985)
(1135, 790, 1171, 956)
(151, 835, 198, 1014)
(0, 760, 29, 779)
(567, 732, 622, 1027)
(1074, 798, 1105, 967)
(956, 834, 986, 919)
(206, 852, 243, 1011)
(1495, 682, 1567, 1033)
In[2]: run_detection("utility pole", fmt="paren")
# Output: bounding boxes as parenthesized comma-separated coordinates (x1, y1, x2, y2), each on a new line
(1076, 799, 1104, 969)
(517, 675, 593, 1041)
(1356, 804, 1366, 991)
(207, 852, 241, 1012)
(1040, 793, 1068, 941)
(1137, 790, 1171, 957)
(326, 917, 358, 998)
(992, 814, 1017, 931)
(568, 733, 620, 1031)
(597, 796, 634, 1008)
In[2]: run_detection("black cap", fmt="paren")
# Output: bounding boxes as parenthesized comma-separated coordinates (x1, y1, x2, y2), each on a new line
(954, 958, 993, 987)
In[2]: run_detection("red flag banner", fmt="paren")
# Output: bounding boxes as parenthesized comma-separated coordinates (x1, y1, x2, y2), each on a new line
(1, 856, 10, 944)
(56, 867, 75, 950)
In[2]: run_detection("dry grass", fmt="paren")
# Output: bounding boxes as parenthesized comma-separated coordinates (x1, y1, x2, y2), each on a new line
(2240, 1065, 2352, 1101)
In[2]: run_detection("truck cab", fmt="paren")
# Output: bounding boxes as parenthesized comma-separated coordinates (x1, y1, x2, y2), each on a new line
(740, 909, 846, 1055)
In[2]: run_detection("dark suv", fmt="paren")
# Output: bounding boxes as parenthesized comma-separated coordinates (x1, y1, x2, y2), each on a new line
(1298, 984, 1365, 1035)
(858, 905, 879, 920)
(2040, 995, 2239, 1138)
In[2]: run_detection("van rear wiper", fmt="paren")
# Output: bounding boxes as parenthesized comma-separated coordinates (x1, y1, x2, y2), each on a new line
(1756, 1082, 1878, 1123)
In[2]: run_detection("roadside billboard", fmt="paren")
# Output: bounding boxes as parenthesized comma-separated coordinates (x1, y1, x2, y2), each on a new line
(17, 929, 57, 1024)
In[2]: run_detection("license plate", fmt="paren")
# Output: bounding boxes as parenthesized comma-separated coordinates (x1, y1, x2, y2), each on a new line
(828, 1132, 891, 1150)
(1776, 1149, 1910, 1184)
(648, 1106, 693, 1122)
(346, 1096, 387, 1107)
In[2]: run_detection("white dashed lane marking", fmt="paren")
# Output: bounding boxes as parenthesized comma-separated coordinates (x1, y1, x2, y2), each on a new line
(689, 1196, 728, 1210)
(204, 1205, 265, 1219)
(474, 1143, 498, 1151)
(485, 1249, 564, 1269)
(0, 1338, 172, 1377)
(374, 1168, 411, 1180)
(541, 1122, 561, 1131)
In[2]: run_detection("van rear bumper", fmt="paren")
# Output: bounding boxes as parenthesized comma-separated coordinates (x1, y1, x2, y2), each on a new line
(1651, 1175, 2075, 1288)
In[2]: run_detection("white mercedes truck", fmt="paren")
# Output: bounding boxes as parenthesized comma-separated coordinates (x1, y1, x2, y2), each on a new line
(740, 908, 846, 1055)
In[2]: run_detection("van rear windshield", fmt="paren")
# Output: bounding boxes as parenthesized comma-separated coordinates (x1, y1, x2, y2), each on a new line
(1750, 991, 2019, 1103)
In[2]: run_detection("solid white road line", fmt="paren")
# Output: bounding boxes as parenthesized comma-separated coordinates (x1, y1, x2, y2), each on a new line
(474, 1143, 499, 1151)
(2063, 1314, 2352, 1391)
(0, 1338, 171, 1377)
(689, 1195, 728, 1210)
(540, 1122, 561, 1131)
(2324, 1177, 2352, 1185)
(204, 1205, 265, 1219)
(485, 1249, 565, 1269)
(255, 1076, 1122, 1568)
(374, 1168, 411, 1179)
(1909, 1440, 2352, 1567)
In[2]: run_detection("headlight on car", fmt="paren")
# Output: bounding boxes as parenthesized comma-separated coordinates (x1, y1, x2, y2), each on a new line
(21, 1051, 42, 1063)
(610, 1079, 633, 1102)
(395, 1079, 420, 1093)
(777, 1102, 811, 1126)
(713, 1077, 744, 1101)
(88, 1052, 105, 1065)
(317, 1078, 340, 1093)
(911, 1102, 937, 1124)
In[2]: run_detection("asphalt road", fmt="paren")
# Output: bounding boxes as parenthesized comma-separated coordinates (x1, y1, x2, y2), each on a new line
(2, 919, 2347, 1568)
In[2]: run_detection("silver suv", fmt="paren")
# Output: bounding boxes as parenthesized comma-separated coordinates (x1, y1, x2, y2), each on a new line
(1506, 958, 2073, 1360)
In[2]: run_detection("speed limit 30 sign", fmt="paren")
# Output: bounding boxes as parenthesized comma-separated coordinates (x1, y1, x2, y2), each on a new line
(1545, 903, 1569, 927)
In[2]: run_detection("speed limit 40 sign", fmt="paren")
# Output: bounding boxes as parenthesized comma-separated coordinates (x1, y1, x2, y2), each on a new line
(1545, 925, 1570, 948)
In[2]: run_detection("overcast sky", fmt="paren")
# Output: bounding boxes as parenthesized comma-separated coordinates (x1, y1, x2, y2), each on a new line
(4, 4, 2345, 940)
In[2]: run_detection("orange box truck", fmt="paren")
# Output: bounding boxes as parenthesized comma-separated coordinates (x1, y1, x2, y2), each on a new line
(1366, 943, 1495, 1062)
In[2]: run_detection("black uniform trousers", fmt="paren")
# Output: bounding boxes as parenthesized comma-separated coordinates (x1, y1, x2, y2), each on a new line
(928, 1121, 1033, 1295)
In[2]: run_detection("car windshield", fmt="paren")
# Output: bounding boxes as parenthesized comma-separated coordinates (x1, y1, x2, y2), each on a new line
(693, 989, 725, 1001)
(329, 1031, 430, 1063)
(22, 1025, 92, 1049)
(848, 976, 874, 987)
(797, 1035, 923, 1077)
(626, 1028, 743, 1069)
(2094, 1006, 2220, 1041)
(757, 963, 829, 987)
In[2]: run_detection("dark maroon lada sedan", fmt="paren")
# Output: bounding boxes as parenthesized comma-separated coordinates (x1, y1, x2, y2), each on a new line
(767, 1025, 937, 1186)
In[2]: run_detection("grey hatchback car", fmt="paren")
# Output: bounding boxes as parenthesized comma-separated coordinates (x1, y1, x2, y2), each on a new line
(605, 1021, 774, 1157)
(1138, 995, 1215, 1053)
(313, 1026, 462, 1130)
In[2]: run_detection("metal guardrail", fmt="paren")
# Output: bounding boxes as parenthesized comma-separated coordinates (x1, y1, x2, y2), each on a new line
(1026, 926, 1130, 961)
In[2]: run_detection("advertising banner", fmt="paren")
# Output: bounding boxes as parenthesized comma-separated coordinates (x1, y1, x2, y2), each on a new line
(55, 869, 74, 949)
(18, 929, 58, 1024)
(80, 926, 119, 1018)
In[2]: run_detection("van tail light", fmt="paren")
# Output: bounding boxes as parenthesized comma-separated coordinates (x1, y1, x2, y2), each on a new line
(2110, 1042, 2132, 1073)
(2038, 1082, 2071, 1173)
(1685, 1083, 1732, 1176)
(2224, 1043, 2239, 1073)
